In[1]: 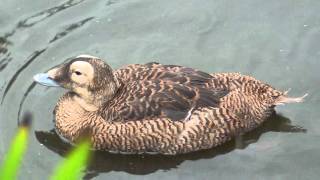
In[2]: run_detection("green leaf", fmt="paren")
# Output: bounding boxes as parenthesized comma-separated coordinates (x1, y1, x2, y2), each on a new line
(0, 127, 29, 180)
(50, 141, 91, 180)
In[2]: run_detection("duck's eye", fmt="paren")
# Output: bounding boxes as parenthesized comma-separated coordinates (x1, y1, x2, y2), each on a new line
(75, 71, 82, 75)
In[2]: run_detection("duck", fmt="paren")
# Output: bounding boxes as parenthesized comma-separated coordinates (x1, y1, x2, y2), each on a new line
(33, 55, 307, 155)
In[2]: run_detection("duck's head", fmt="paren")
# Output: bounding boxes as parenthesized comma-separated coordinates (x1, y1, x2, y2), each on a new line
(34, 55, 119, 111)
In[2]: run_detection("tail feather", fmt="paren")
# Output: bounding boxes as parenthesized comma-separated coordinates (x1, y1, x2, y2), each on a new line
(275, 93, 308, 105)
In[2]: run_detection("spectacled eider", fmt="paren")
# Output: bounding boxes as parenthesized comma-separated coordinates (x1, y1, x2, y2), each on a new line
(33, 55, 307, 155)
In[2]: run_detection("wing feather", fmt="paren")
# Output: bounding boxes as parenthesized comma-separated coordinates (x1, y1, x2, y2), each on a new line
(101, 63, 228, 121)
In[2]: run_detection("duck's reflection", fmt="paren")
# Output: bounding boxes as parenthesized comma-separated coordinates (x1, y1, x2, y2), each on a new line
(35, 113, 306, 179)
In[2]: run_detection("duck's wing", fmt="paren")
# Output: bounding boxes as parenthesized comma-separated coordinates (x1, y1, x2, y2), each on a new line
(114, 62, 217, 87)
(100, 79, 228, 122)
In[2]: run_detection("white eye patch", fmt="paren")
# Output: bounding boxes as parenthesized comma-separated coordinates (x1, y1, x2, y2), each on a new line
(70, 61, 94, 83)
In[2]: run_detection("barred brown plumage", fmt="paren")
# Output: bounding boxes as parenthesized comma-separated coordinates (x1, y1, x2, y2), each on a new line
(34, 55, 307, 155)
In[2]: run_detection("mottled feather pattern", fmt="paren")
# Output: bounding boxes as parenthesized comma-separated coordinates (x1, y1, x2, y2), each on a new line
(100, 79, 228, 121)
(52, 62, 299, 154)
(55, 93, 240, 154)
(210, 73, 284, 130)
(114, 63, 217, 87)
(99, 63, 229, 122)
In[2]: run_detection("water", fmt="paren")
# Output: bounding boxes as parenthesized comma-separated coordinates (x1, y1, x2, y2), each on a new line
(1, 0, 320, 179)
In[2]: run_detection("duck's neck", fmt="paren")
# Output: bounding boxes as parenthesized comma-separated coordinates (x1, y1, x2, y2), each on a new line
(74, 77, 120, 112)
(73, 95, 99, 111)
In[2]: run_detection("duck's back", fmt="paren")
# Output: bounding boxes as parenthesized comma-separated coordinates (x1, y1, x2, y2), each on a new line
(114, 62, 217, 87)
(103, 63, 283, 125)
(102, 63, 229, 122)
(210, 72, 285, 131)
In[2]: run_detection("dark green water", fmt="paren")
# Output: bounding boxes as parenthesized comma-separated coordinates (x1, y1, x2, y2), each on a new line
(1, 0, 320, 179)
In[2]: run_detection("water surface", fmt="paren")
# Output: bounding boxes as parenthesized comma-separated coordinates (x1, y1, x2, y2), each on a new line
(1, 0, 320, 179)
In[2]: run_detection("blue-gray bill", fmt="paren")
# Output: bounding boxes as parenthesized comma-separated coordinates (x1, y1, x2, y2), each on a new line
(33, 73, 60, 87)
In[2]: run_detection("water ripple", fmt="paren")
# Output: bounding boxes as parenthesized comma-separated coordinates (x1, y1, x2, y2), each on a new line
(0, 0, 86, 73)
(106, 0, 120, 6)
(1, 48, 46, 104)
(0, 37, 13, 72)
(0, 53, 13, 72)
(0, 37, 11, 55)
(17, 82, 36, 122)
(49, 17, 94, 43)
(17, 0, 86, 28)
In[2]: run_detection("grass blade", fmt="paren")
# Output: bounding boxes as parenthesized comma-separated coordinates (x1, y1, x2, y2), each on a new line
(0, 127, 29, 180)
(50, 141, 91, 180)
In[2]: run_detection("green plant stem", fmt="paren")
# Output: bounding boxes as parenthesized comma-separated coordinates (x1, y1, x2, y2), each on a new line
(50, 141, 91, 180)
(0, 127, 29, 180)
